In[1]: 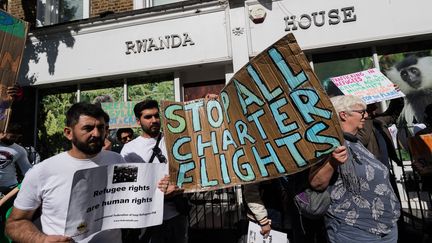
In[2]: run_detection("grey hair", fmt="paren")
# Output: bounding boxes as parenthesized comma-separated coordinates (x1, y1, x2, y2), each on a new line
(330, 95, 366, 114)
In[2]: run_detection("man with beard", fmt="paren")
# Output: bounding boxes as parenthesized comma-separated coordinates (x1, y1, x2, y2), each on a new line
(5, 102, 172, 243)
(121, 99, 188, 243)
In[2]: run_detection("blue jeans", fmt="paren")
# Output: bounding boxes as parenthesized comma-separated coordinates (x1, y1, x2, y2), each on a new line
(326, 219, 398, 243)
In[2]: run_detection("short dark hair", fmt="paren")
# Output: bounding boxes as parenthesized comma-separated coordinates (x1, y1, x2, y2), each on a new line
(6, 123, 22, 134)
(133, 99, 159, 118)
(66, 102, 110, 127)
(116, 128, 134, 141)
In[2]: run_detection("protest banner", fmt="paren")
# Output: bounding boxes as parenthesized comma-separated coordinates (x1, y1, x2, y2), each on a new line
(102, 101, 140, 129)
(65, 163, 165, 241)
(0, 10, 28, 132)
(247, 221, 288, 243)
(161, 33, 344, 192)
(330, 68, 405, 104)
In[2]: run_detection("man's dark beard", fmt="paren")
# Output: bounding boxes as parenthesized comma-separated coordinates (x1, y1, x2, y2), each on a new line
(141, 124, 160, 137)
(72, 136, 103, 155)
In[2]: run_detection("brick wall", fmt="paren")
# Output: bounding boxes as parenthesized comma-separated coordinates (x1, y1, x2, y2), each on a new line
(7, 0, 24, 19)
(6, 0, 134, 25)
(5, 0, 37, 26)
(91, 0, 134, 17)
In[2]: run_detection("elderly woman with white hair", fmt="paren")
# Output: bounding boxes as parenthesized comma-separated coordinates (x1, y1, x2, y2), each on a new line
(309, 95, 401, 243)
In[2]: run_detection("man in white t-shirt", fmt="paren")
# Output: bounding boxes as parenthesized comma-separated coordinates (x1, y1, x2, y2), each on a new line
(121, 99, 188, 243)
(0, 124, 32, 191)
(5, 102, 170, 243)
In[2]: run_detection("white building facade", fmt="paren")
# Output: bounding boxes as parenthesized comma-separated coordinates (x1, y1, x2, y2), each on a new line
(20, 0, 432, 152)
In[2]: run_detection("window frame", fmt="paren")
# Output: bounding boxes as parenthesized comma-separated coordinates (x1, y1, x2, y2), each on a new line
(36, 0, 89, 26)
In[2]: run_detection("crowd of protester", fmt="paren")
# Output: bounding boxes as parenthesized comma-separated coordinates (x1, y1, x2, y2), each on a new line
(1, 87, 428, 243)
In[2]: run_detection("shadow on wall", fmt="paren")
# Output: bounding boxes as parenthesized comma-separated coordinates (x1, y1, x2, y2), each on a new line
(19, 1, 80, 85)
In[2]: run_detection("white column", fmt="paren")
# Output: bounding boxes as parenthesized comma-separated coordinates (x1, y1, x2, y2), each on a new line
(174, 72, 181, 102)
(227, 3, 250, 75)
(33, 89, 39, 147)
(123, 79, 128, 102)
(76, 83, 81, 102)
(372, 46, 388, 111)
(225, 64, 234, 84)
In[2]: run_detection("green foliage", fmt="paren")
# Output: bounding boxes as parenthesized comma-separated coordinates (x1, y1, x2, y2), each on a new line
(81, 87, 124, 103)
(315, 56, 374, 96)
(396, 149, 412, 162)
(36, 81, 174, 159)
(379, 53, 405, 71)
(37, 91, 76, 159)
(128, 80, 174, 102)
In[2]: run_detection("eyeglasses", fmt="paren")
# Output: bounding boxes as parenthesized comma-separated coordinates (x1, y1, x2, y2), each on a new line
(120, 135, 132, 142)
(350, 109, 366, 118)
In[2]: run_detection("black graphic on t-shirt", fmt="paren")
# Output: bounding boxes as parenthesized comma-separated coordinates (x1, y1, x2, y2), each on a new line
(0, 150, 14, 169)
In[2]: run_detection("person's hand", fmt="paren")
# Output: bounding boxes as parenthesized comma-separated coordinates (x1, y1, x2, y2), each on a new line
(42, 235, 72, 242)
(260, 221, 271, 238)
(412, 160, 432, 176)
(166, 185, 184, 198)
(329, 146, 348, 167)
(158, 175, 170, 193)
(6, 85, 22, 101)
(158, 175, 184, 197)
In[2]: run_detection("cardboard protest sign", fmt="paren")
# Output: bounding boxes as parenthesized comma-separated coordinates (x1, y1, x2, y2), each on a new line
(161, 34, 344, 192)
(247, 221, 288, 243)
(102, 101, 140, 129)
(65, 163, 165, 241)
(408, 134, 432, 165)
(330, 68, 405, 104)
(0, 10, 28, 132)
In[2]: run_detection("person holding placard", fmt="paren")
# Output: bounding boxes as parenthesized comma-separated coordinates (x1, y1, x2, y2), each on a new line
(356, 98, 404, 201)
(356, 98, 404, 169)
(310, 95, 401, 243)
(121, 99, 187, 243)
(5, 102, 171, 243)
(243, 179, 288, 238)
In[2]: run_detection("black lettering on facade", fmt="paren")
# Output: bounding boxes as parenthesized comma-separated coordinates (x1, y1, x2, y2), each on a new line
(284, 6, 355, 31)
(124, 33, 195, 55)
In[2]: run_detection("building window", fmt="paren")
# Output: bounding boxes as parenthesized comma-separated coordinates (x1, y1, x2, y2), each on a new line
(80, 81, 124, 104)
(36, 0, 89, 26)
(127, 78, 174, 102)
(312, 48, 374, 97)
(35, 75, 174, 159)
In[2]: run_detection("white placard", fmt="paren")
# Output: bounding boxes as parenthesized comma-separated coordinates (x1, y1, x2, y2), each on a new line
(65, 163, 166, 241)
(330, 68, 405, 104)
(247, 221, 288, 243)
